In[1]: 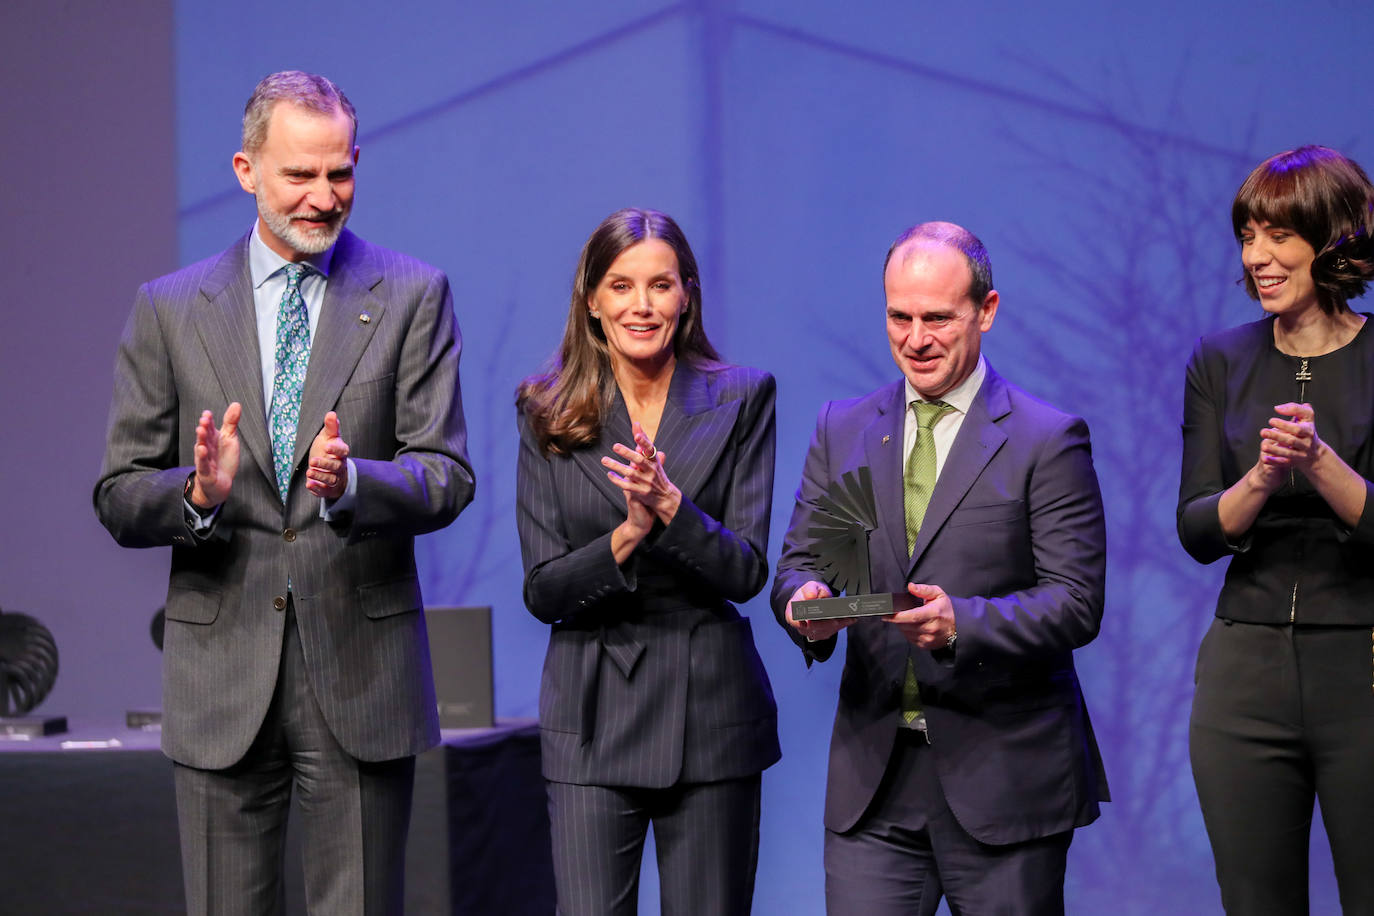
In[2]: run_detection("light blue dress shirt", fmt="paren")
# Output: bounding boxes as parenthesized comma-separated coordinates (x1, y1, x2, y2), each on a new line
(185, 223, 357, 530)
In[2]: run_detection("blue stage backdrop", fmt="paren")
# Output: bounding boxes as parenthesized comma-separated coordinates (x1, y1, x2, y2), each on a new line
(11, 1, 1370, 913)
(169, 2, 1374, 913)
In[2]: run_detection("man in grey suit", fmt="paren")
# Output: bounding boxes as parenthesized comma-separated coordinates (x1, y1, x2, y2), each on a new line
(773, 222, 1108, 915)
(94, 71, 474, 915)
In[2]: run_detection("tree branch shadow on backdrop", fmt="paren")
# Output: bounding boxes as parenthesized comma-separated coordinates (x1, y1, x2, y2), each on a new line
(997, 53, 1255, 912)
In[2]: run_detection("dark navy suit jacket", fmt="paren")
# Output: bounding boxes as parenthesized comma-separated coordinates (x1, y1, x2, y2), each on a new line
(517, 362, 780, 787)
(773, 365, 1109, 844)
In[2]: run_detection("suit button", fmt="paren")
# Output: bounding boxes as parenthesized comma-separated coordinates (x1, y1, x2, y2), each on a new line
(283, 528, 297, 542)
(273, 596, 287, 611)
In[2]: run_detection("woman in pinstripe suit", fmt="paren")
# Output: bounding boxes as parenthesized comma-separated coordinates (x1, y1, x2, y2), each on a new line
(516, 208, 780, 915)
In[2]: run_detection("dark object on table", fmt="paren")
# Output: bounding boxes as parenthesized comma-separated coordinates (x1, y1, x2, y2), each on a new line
(122, 608, 166, 729)
(425, 606, 494, 729)
(0, 606, 66, 736)
(0, 606, 59, 716)
(127, 709, 162, 730)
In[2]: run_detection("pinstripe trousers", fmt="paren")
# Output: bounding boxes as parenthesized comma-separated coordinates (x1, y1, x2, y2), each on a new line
(546, 775, 762, 916)
(172, 604, 416, 916)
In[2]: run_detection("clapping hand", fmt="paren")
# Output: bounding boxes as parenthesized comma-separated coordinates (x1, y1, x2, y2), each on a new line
(1260, 402, 1320, 473)
(307, 411, 350, 501)
(602, 421, 682, 525)
(190, 402, 242, 508)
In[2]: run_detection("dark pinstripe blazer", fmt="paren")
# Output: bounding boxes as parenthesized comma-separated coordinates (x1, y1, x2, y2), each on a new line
(516, 363, 781, 787)
(95, 229, 474, 769)
(772, 367, 1109, 844)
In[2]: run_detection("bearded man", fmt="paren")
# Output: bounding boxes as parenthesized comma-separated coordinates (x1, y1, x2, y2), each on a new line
(95, 70, 474, 915)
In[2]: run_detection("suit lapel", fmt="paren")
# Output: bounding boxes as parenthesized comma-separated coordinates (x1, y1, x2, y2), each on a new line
(193, 235, 275, 492)
(652, 363, 739, 503)
(863, 382, 910, 584)
(905, 368, 1011, 576)
(567, 361, 740, 514)
(569, 385, 636, 514)
(293, 231, 384, 471)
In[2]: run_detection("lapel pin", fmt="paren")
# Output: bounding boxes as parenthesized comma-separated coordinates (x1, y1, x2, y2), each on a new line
(358, 311, 372, 324)
(882, 435, 891, 445)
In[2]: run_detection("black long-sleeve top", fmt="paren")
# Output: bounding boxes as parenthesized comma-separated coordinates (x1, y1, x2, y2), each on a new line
(1178, 315, 1374, 625)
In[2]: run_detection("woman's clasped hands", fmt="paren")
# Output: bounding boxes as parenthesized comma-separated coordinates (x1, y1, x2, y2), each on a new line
(603, 420, 682, 537)
(1259, 401, 1322, 475)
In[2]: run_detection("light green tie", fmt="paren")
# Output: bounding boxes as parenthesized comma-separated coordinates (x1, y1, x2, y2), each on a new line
(903, 400, 954, 553)
(902, 400, 953, 726)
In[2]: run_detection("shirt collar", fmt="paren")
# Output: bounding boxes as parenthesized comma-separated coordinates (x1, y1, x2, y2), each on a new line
(247, 221, 335, 290)
(904, 355, 986, 417)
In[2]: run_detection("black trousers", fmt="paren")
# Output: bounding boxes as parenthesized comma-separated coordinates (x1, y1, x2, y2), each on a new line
(545, 774, 762, 916)
(1191, 619, 1374, 915)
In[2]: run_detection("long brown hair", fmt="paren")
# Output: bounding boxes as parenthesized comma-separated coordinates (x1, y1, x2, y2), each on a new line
(517, 208, 722, 455)
(1233, 145, 1374, 314)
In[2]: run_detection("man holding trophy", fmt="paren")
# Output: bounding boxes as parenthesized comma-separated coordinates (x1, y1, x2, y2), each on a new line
(773, 222, 1109, 915)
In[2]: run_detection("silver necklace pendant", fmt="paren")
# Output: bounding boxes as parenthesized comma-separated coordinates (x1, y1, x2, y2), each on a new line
(1295, 358, 1312, 383)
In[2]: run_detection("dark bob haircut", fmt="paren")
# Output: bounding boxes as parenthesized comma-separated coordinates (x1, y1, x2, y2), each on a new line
(1232, 145, 1374, 314)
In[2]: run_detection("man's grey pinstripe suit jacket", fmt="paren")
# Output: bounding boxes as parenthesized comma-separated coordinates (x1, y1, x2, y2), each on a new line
(95, 228, 474, 770)
(516, 362, 781, 788)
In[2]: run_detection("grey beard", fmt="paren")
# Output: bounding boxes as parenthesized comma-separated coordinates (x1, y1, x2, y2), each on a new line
(257, 193, 347, 255)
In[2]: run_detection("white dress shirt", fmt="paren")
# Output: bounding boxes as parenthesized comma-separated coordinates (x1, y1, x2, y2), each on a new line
(902, 355, 988, 482)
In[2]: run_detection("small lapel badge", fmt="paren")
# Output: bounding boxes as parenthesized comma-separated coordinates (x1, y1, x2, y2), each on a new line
(882, 435, 891, 445)
(358, 311, 372, 324)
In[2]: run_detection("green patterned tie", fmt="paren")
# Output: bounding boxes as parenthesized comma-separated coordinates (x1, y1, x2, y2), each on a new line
(902, 657, 923, 726)
(269, 264, 311, 502)
(902, 399, 953, 726)
(903, 400, 954, 553)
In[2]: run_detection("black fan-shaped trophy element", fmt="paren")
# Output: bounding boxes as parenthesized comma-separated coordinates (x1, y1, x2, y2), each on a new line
(0, 606, 67, 736)
(789, 468, 920, 621)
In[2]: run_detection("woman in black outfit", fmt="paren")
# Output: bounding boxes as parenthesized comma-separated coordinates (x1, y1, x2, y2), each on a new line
(1179, 146, 1374, 914)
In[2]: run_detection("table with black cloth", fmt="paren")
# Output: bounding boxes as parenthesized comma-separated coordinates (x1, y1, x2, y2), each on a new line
(0, 719, 553, 914)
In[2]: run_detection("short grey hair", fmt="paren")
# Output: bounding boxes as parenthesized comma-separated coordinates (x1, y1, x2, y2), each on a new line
(883, 221, 995, 306)
(241, 70, 357, 156)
